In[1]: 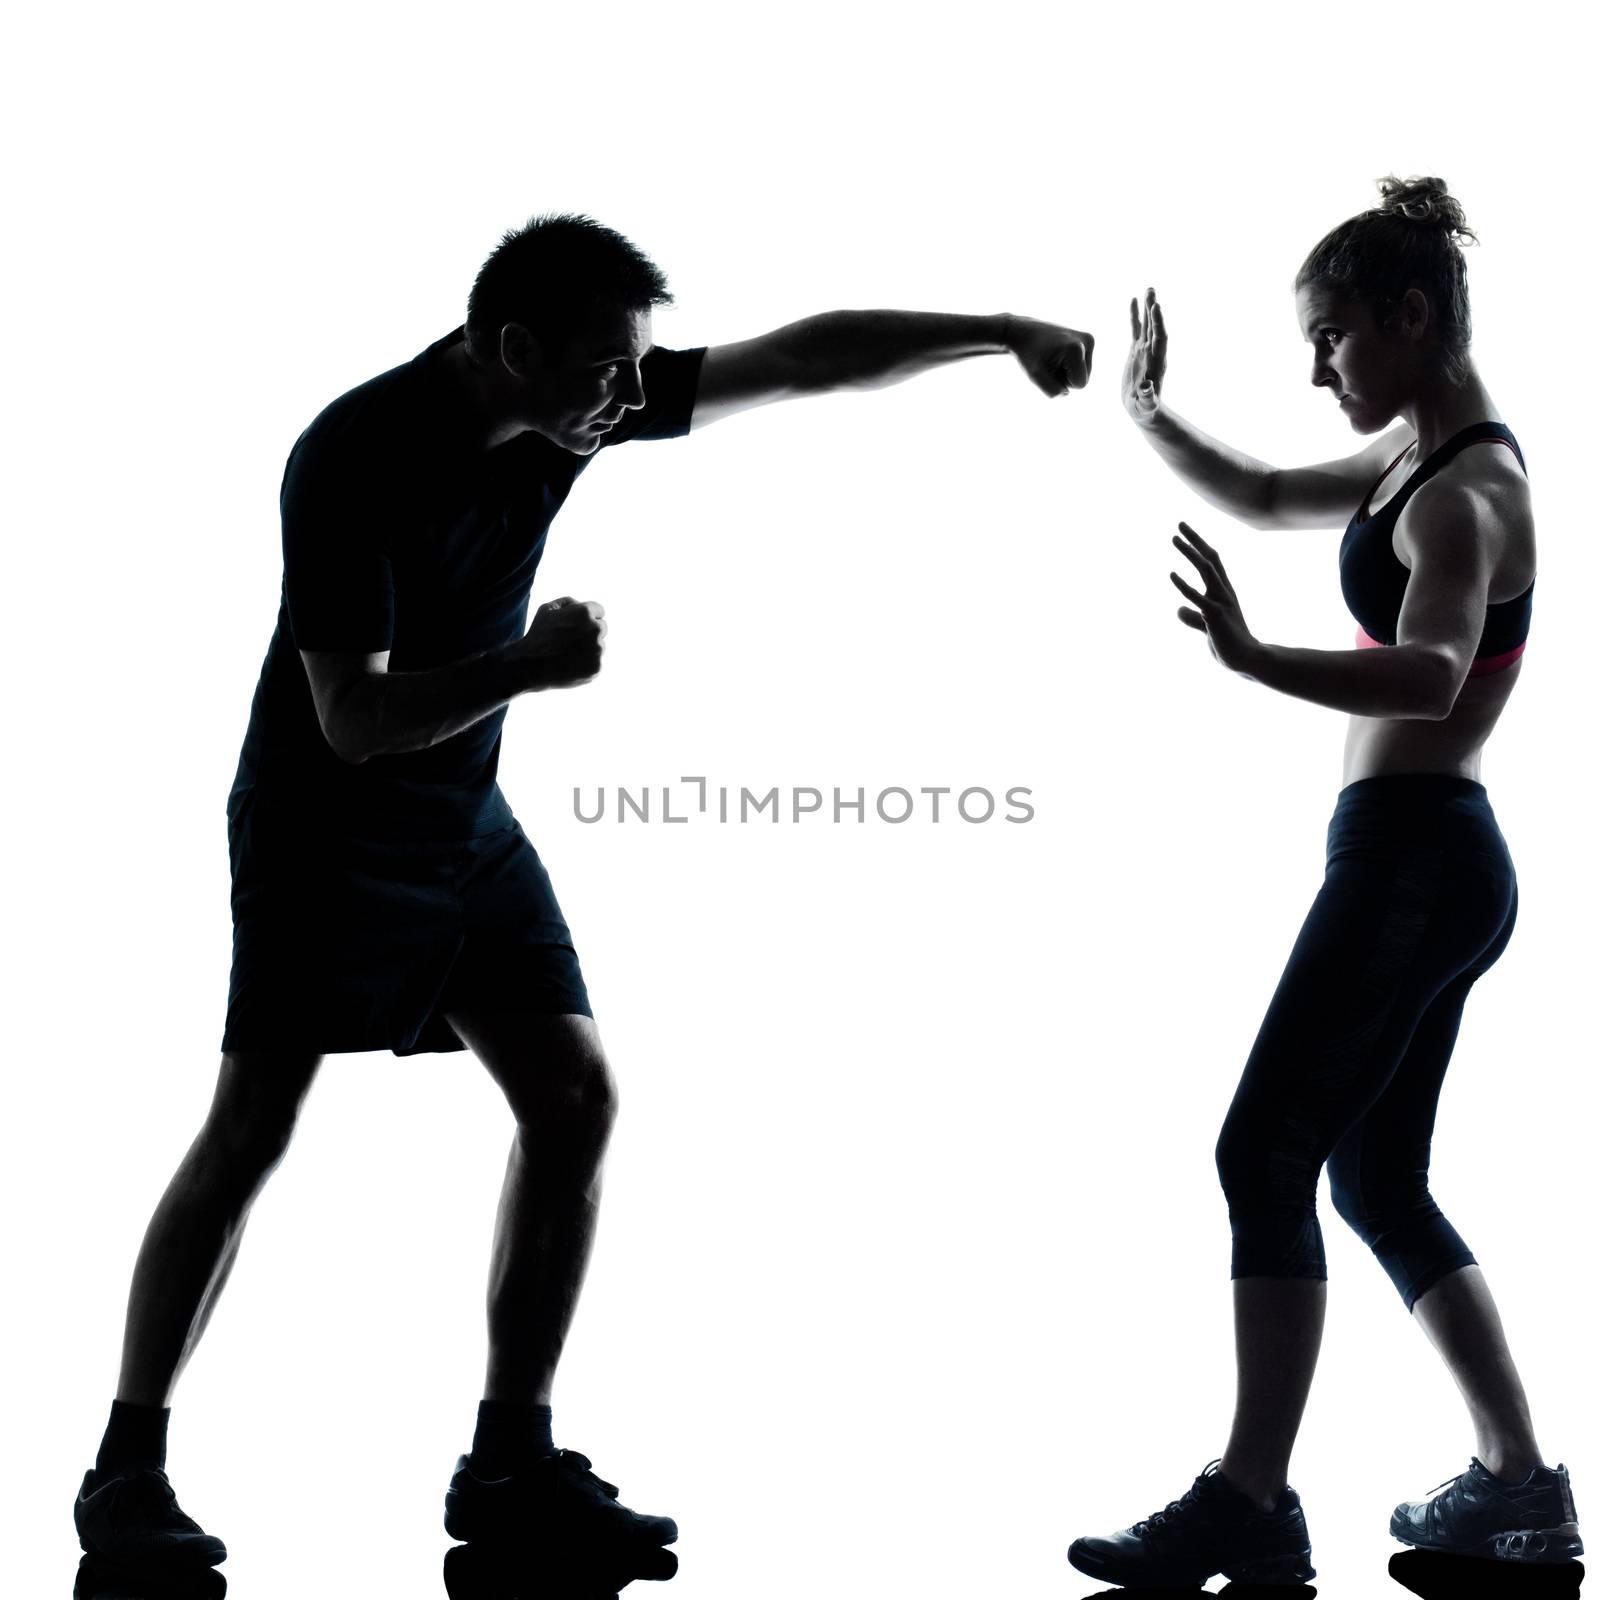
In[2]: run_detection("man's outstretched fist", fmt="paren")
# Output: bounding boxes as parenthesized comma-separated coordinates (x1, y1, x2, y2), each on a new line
(1005, 314, 1095, 397)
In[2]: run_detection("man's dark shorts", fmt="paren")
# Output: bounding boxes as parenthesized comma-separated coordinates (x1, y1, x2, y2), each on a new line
(221, 788, 591, 1057)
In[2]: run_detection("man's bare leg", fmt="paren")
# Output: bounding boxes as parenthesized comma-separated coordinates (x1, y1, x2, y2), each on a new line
(440, 1009, 677, 1563)
(78, 1051, 322, 1571)
(442, 1012, 614, 1407)
(114, 1050, 323, 1406)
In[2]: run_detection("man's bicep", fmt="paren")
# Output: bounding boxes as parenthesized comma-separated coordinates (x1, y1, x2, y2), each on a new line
(281, 485, 396, 760)
(281, 434, 398, 651)
(690, 334, 807, 431)
(283, 514, 396, 649)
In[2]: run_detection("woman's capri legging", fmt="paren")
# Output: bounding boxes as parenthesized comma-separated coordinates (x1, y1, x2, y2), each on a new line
(1215, 775, 1517, 1311)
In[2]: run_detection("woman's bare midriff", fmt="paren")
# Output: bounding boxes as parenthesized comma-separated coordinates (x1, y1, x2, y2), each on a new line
(1342, 661, 1521, 786)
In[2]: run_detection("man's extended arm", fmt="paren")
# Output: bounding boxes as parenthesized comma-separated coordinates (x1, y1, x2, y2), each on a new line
(306, 597, 606, 763)
(690, 310, 1094, 429)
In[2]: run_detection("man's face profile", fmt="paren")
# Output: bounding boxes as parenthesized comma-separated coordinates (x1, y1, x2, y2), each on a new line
(509, 305, 653, 454)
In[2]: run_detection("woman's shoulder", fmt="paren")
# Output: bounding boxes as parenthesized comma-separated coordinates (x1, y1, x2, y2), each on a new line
(1430, 424, 1530, 505)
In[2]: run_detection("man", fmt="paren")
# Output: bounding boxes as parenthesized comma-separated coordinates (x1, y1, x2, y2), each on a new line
(74, 214, 1094, 1583)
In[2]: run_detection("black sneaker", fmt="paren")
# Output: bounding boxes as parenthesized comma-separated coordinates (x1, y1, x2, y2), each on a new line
(74, 1467, 227, 1569)
(1391, 1458, 1583, 1563)
(1069, 1460, 1316, 1587)
(444, 1449, 678, 1552)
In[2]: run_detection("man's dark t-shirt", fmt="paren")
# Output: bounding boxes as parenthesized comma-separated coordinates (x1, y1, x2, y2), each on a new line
(230, 329, 705, 841)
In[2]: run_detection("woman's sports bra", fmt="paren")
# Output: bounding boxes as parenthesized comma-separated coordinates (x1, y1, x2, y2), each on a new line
(1339, 420, 1533, 677)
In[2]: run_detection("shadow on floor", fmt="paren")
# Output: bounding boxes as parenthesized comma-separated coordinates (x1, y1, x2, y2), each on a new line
(442, 1538, 678, 1598)
(74, 1557, 225, 1599)
(1388, 1549, 1583, 1597)
(1077, 1585, 1316, 1599)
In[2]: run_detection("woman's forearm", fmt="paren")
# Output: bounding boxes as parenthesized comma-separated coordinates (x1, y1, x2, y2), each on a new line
(1138, 406, 1280, 529)
(1241, 639, 1459, 720)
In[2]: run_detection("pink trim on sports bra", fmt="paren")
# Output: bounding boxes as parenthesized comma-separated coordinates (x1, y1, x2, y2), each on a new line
(1354, 626, 1527, 677)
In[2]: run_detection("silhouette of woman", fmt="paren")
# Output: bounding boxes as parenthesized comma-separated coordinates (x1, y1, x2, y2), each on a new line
(1068, 177, 1580, 1589)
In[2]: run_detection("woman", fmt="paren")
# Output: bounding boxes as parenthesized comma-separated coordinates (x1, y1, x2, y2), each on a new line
(1067, 177, 1580, 1588)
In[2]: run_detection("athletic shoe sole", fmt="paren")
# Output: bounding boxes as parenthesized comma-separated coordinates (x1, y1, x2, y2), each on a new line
(1391, 1514, 1584, 1564)
(1068, 1537, 1315, 1586)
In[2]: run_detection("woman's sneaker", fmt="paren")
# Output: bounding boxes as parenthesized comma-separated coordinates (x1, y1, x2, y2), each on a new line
(1391, 1459, 1583, 1563)
(74, 1466, 227, 1569)
(444, 1447, 677, 1554)
(1068, 1460, 1316, 1587)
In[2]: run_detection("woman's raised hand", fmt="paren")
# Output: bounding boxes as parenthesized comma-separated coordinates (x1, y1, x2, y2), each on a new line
(1122, 288, 1168, 425)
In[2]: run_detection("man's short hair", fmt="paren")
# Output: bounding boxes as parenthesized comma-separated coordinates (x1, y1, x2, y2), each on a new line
(465, 213, 673, 365)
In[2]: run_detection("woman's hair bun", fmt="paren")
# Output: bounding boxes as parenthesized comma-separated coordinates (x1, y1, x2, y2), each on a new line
(1297, 176, 1479, 384)
(1375, 175, 1477, 244)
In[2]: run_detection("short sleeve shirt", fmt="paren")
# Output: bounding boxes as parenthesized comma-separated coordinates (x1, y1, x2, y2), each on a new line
(230, 328, 705, 840)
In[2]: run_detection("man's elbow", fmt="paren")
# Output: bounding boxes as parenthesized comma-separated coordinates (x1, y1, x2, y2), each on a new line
(324, 721, 370, 764)
(322, 684, 374, 764)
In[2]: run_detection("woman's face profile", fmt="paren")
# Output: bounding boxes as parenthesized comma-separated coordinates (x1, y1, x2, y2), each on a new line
(1295, 284, 1419, 435)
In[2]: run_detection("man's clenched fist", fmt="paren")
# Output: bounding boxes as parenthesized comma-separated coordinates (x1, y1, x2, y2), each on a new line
(511, 596, 608, 690)
(1005, 314, 1095, 397)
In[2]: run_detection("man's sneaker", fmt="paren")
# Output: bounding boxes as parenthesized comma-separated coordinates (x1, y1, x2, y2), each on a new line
(1068, 1460, 1316, 1587)
(1391, 1458, 1583, 1563)
(444, 1449, 678, 1552)
(74, 1467, 227, 1568)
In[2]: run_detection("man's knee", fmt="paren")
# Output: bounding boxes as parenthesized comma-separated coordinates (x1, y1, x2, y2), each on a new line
(517, 1042, 618, 1135)
(204, 1051, 320, 1178)
(452, 1011, 618, 1134)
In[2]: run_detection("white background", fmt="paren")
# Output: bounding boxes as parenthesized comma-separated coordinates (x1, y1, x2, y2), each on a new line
(8, 3, 1595, 1595)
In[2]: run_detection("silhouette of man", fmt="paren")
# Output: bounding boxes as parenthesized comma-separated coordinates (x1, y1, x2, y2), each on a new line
(74, 213, 1094, 1579)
